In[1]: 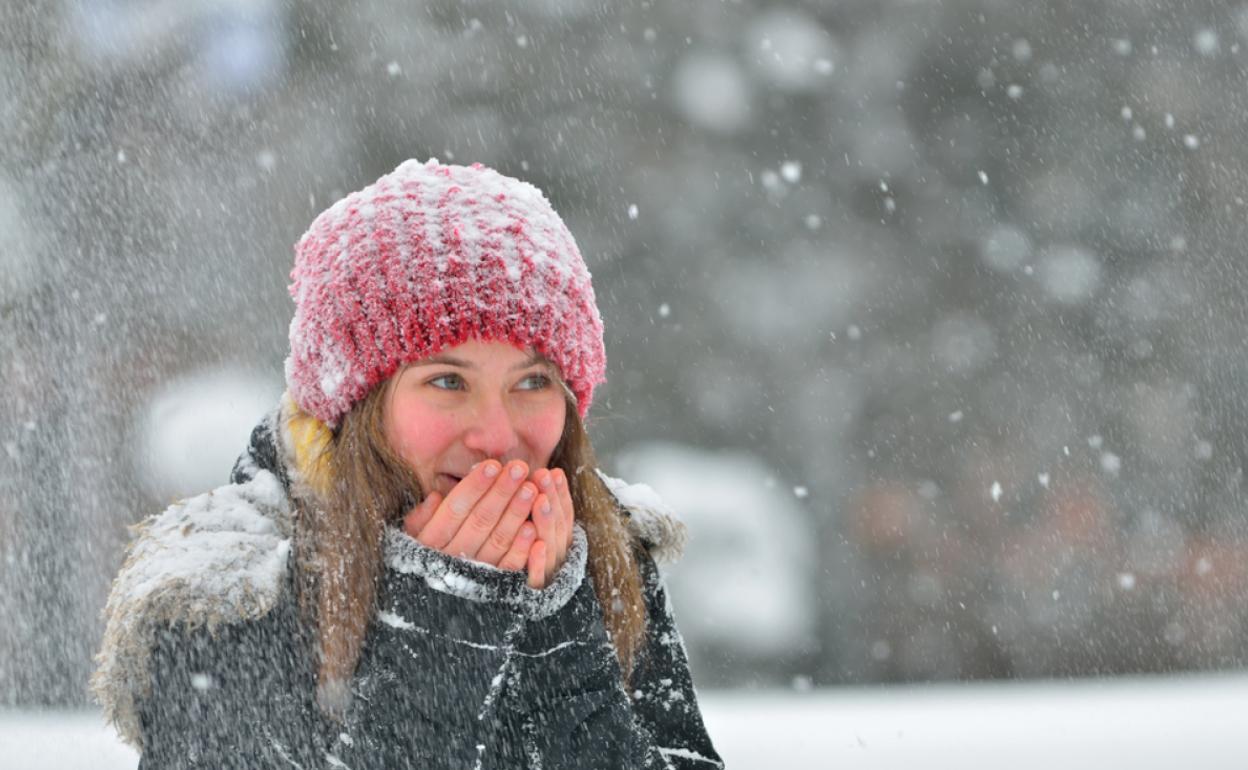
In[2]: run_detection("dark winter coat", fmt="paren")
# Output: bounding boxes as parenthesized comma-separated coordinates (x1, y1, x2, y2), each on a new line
(92, 399, 723, 769)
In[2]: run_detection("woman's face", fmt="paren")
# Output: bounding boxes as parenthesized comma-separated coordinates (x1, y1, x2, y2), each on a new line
(382, 339, 568, 497)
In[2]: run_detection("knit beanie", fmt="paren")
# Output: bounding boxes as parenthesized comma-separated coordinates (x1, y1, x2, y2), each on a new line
(285, 158, 606, 428)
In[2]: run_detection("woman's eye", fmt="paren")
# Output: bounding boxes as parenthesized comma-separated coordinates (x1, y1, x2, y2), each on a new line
(516, 373, 551, 391)
(428, 373, 465, 391)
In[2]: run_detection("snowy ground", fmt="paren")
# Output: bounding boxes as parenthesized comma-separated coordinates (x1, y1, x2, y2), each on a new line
(2, 674, 1245, 769)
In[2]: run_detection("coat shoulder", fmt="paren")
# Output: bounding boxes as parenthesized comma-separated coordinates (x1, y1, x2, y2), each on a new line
(596, 470, 687, 565)
(92, 469, 295, 749)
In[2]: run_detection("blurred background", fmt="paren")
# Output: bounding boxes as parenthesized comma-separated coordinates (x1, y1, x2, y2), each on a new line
(4, 0, 1248, 713)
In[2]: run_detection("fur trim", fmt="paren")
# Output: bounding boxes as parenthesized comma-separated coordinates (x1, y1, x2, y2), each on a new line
(597, 471, 688, 564)
(90, 470, 293, 749)
(384, 524, 589, 619)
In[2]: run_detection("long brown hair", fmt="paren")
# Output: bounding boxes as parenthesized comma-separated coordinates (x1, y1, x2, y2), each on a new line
(288, 383, 646, 715)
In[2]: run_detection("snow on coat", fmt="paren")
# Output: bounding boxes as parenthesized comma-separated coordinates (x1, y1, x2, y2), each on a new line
(92, 397, 723, 769)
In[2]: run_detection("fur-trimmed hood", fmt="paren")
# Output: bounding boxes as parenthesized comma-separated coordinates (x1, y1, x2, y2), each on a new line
(91, 394, 687, 750)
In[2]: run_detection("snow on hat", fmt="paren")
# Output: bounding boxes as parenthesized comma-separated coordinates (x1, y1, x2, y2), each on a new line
(285, 158, 606, 427)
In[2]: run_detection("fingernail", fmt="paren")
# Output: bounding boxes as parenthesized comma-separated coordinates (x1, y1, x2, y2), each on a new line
(484, 462, 500, 478)
(510, 463, 525, 480)
(520, 484, 534, 500)
(540, 473, 552, 488)
(554, 470, 565, 487)
(541, 500, 552, 515)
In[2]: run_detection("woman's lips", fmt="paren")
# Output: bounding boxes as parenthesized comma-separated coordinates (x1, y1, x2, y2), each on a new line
(435, 473, 463, 493)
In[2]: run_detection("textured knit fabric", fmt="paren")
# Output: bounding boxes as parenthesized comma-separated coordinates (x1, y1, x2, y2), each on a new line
(286, 159, 607, 427)
(96, 409, 723, 770)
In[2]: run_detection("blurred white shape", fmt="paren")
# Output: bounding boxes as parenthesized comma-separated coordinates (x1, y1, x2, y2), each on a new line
(614, 442, 817, 657)
(1117, 572, 1137, 591)
(1012, 38, 1033, 62)
(1006, 84, 1023, 99)
(137, 367, 282, 500)
(627, 203, 639, 220)
(978, 170, 989, 185)
(1113, 38, 1133, 56)
(1194, 28, 1219, 56)
(0, 177, 40, 301)
(256, 149, 277, 172)
(671, 51, 752, 134)
(980, 224, 1032, 273)
(197, 11, 283, 94)
(1101, 451, 1122, 474)
(990, 481, 1003, 502)
(745, 8, 838, 92)
(1183, 134, 1200, 149)
(780, 161, 802, 183)
(1037, 245, 1102, 305)
(931, 314, 997, 373)
(71, 0, 286, 95)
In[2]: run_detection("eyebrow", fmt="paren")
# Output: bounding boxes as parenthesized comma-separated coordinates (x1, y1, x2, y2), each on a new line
(407, 352, 551, 372)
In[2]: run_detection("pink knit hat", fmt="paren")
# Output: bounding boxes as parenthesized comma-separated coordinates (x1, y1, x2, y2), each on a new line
(285, 159, 606, 427)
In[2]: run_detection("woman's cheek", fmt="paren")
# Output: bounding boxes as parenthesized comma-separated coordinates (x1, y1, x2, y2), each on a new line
(528, 404, 567, 465)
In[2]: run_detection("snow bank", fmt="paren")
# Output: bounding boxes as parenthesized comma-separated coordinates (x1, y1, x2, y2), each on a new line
(18, 674, 1248, 769)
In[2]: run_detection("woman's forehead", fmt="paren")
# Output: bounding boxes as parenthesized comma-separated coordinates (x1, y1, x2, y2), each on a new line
(404, 340, 557, 371)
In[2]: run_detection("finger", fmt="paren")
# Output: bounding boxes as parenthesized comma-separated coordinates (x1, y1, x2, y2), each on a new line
(475, 480, 537, 566)
(531, 491, 556, 579)
(545, 482, 566, 578)
(444, 460, 529, 559)
(402, 492, 442, 539)
(554, 468, 574, 555)
(498, 521, 537, 572)
(527, 540, 547, 589)
(418, 461, 502, 549)
(537, 494, 558, 584)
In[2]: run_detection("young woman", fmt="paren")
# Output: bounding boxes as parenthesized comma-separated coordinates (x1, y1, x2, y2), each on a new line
(92, 159, 723, 769)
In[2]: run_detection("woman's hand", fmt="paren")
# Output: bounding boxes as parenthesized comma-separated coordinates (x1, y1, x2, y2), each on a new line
(526, 468, 575, 589)
(401, 461, 575, 588)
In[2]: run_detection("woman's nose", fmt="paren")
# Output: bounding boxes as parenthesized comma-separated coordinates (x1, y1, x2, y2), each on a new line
(462, 396, 520, 458)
